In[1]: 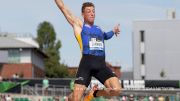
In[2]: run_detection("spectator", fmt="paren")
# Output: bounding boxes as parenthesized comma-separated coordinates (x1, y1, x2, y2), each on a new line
(149, 95, 154, 101)
(5, 94, 12, 101)
(12, 73, 19, 82)
(12, 73, 19, 79)
(122, 96, 127, 101)
(158, 95, 165, 101)
(129, 94, 134, 101)
(42, 77, 49, 96)
(70, 79, 74, 91)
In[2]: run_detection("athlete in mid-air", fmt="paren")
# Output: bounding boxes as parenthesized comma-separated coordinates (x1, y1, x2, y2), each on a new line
(55, 0, 122, 101)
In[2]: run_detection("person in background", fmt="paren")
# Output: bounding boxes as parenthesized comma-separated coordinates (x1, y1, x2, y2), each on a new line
(42, 77, 49, 96)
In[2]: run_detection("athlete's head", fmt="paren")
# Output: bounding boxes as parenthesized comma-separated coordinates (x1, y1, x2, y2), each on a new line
(81, 2, 95, 25)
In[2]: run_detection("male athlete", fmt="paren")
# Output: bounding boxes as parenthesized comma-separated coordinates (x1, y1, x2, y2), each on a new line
(55, 0, 121, 101)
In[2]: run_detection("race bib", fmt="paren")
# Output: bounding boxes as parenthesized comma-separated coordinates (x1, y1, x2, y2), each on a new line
(89, 38, 104, 50)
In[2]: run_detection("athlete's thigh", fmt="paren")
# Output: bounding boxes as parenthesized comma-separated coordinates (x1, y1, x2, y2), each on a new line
(75, 56, 92, 87)
(104, 77, 121, 90)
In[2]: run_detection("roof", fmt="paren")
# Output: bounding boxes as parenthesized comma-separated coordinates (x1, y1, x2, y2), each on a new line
(0, 37, 47, 58)
(0, 37, 39, 48)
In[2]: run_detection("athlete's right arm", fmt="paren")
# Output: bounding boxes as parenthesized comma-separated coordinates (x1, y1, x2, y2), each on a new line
(55, 0, 83, 27)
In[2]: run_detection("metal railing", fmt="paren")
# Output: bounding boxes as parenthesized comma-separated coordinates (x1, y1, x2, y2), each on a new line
(21, 84, 71, 96)
(21, 85, 39, 95)
(21, 84, 180, 100)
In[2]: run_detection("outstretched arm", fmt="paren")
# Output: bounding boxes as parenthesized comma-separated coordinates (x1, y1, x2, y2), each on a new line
(55, 0, 83, 27)
(104, 24, 120, 40)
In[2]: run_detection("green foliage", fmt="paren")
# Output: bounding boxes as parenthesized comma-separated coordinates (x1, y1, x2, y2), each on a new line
(160, 69, 165, 78)
(37, 21, 56, 51)
(36, 21, 68, 78)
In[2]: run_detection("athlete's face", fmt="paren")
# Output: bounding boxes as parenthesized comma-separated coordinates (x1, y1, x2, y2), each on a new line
(82, 6, 95, 25)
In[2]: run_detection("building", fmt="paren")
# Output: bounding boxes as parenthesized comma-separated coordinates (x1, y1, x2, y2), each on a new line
(133, 19, 180, 80)
(0, 33, 47, 78)
(121, 71, 133, 80)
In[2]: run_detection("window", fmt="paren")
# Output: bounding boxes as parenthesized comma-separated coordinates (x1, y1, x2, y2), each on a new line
(172, 11, 176, 19)
(140, 30, 145, 42)
(141, 76, 145, 80)
(141, 53, 145, 65)
(8, 49, 20, 63)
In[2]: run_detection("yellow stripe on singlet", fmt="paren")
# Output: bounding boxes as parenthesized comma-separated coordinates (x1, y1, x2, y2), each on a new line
(75, 33, 83, 52)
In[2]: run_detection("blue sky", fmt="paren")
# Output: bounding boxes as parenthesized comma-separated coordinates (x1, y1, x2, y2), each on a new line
(0, 0, 180, 71)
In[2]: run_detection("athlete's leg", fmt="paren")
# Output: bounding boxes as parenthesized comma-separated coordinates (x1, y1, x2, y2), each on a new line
(70, 55, 91, 101)
(68, 84, 87, 101)
(95, 76, 121, 97)
(84, 77, 121, 100)
(86, 62, 122, 98)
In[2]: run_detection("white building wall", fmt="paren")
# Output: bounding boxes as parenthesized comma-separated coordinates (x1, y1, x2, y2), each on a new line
(132, 29, 142, 80)
(133, 20, 180, 80)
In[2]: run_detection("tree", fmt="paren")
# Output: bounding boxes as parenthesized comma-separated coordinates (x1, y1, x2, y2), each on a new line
(160, 69, 166, 78)
(36, 21, 68, 78)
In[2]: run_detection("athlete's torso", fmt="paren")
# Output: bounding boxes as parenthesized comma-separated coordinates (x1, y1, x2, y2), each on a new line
(75, 23, 105, 56)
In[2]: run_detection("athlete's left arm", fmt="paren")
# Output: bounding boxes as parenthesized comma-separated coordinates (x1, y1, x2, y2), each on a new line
(104, 24, 120, 40)
(104, 31, 114, 40)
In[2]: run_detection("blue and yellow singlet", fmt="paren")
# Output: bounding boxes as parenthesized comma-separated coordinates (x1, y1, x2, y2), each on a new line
(75, 23, 114, 56)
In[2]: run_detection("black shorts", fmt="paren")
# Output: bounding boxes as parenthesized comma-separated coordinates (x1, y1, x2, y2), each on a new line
(75, 54, 116, 87)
